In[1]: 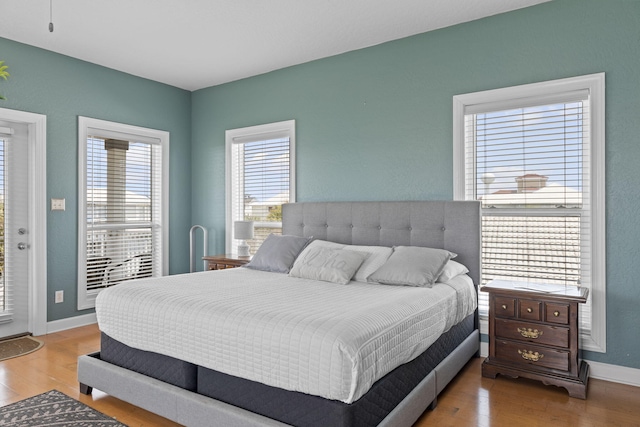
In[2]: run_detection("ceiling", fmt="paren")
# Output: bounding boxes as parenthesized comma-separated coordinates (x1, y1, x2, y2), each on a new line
(0, 0, 550, 91)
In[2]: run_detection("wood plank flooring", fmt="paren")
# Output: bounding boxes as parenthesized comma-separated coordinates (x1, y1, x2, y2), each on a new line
(1, 324, 638, 426)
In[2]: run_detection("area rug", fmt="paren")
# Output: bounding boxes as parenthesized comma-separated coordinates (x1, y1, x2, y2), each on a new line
(0, 335, 43, 361)
(0, 390, 127, 427)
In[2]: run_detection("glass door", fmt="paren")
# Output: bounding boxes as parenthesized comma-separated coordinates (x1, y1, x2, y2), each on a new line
(0, 120, 30, 337)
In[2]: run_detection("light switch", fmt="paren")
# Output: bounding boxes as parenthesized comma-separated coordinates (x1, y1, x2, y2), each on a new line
(51, 198, 65, 211)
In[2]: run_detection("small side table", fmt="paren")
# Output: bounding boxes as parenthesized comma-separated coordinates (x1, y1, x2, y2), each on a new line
(203, 254, 251, 271)
(481, 280, 589, 399)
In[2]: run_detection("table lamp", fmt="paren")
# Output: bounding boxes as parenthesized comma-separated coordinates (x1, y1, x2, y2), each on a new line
(234, 221, 254, 256)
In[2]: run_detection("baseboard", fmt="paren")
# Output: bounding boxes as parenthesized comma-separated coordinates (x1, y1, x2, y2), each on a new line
(45, 313, 97, 334)
(480, 341, 488, 358)
(478, 341, 640, 389)
(588, 360, 640, 388)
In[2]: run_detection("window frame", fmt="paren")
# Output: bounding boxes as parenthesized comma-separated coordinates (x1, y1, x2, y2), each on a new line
(453, 73, 606, 353)
(225, 120, 296, 254)
(77, 117, 169, 310)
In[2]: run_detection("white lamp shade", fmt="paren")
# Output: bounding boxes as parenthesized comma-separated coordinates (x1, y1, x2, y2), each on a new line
(234, 221, 255, 240)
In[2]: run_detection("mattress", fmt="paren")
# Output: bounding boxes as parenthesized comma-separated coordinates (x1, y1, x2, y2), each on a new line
(96, 268, 476, 404)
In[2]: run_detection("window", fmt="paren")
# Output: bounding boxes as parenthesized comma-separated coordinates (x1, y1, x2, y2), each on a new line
(453, 74, 605, 352)
(78, 117, 169, 310)
(225, 120, 295, 254)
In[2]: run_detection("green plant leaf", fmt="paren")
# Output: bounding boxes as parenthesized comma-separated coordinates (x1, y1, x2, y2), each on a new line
(0, 61, 8, 78)
(0, 60, 8, 99)
(0, 60, 8, 100)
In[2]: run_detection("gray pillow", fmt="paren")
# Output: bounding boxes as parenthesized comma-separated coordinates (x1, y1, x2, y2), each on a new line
(289, 246, 368, 285)
(244, 234, 312, 273)
(367, 246, 454, 287)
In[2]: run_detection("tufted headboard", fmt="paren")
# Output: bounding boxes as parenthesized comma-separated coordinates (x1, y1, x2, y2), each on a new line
(282, 201, 481, 286)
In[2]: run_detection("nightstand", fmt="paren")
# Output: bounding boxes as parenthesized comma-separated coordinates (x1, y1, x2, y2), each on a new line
(203, 254, 251, 270)
(481, 280, 589, 399)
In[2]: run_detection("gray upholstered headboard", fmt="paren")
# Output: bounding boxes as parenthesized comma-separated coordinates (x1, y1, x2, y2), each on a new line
(282, 201, 481, 286)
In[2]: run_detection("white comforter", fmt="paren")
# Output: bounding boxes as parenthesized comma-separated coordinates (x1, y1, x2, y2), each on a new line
(95, 268, 476, 403)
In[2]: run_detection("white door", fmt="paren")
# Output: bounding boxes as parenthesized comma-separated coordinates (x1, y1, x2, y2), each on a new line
(0, 120, 30, 338)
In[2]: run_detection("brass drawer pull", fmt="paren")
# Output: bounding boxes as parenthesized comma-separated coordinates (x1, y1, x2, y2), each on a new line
(517, 327, 543, 339)
(554, 311, 560, 317)
(527, 307, 533, 313)
(518, 349, 544, 362)
(502, 304, 508, 310)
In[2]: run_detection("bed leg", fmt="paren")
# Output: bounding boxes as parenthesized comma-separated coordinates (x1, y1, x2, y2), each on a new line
(79, 383, 93, 395)
(428, 397, 438, 410)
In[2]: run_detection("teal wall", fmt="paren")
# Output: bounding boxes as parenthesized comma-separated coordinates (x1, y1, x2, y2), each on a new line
(0, 38, 193, 322)
(191, 0, 640, 369)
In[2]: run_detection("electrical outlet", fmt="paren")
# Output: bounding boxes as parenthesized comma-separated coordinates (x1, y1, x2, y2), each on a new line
(55, 290, 64, 303)
(51, 198, 66, 211)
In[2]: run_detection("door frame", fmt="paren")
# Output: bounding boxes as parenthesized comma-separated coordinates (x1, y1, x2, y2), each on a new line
(0, 107, 47, 336)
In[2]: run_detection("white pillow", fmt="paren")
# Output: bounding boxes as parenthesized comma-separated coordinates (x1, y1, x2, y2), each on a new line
(289, 246, 368, 285)
(347, 245, 393, 282)
(367, 246, 454, 288)
(437, 260, 469, 283)
(296, 240, 393, 283)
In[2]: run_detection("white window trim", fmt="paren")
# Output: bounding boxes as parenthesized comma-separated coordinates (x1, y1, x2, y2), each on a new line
(453, 73, 606, 353)
(77, 117, 169, 310)
(0, 108, 47, 336)
(225, 120, 296, 254)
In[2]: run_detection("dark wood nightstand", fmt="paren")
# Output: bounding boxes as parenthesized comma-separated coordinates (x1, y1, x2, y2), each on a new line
(481, 280, 589, 399)
(203, 254, 251, 270)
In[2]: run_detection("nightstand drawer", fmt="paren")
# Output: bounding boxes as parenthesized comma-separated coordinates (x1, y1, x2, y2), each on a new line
(545, 302, 570, 324)
(495, 318, 570, 348)
(518, 299, 541, 321)
(494, 297, 516, 318)
(495, 339, 570, 372)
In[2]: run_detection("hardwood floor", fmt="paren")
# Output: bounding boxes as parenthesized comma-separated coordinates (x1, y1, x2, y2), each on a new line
(1, 324, 639, 427)
(415, 358, 640, 427)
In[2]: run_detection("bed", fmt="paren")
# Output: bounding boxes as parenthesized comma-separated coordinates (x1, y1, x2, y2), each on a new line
(78, 200, 480, 427)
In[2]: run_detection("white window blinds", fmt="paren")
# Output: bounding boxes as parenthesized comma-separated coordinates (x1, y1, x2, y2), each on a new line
(453, 74, 606, 352)
(0, 124, 28, 324)
(78, 117, 168, 310)
(85, 137, 158, 290)
(226, 121, 295, 254)
(0, 136, 5, 313)
(471, 100, 588, 272)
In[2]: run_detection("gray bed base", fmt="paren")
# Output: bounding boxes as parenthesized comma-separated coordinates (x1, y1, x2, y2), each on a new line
(78, 331, 478, 427)
(78, 200, 481, 426)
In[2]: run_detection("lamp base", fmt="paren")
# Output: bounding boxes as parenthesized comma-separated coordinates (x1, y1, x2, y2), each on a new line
(237, 241, 250, 257)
